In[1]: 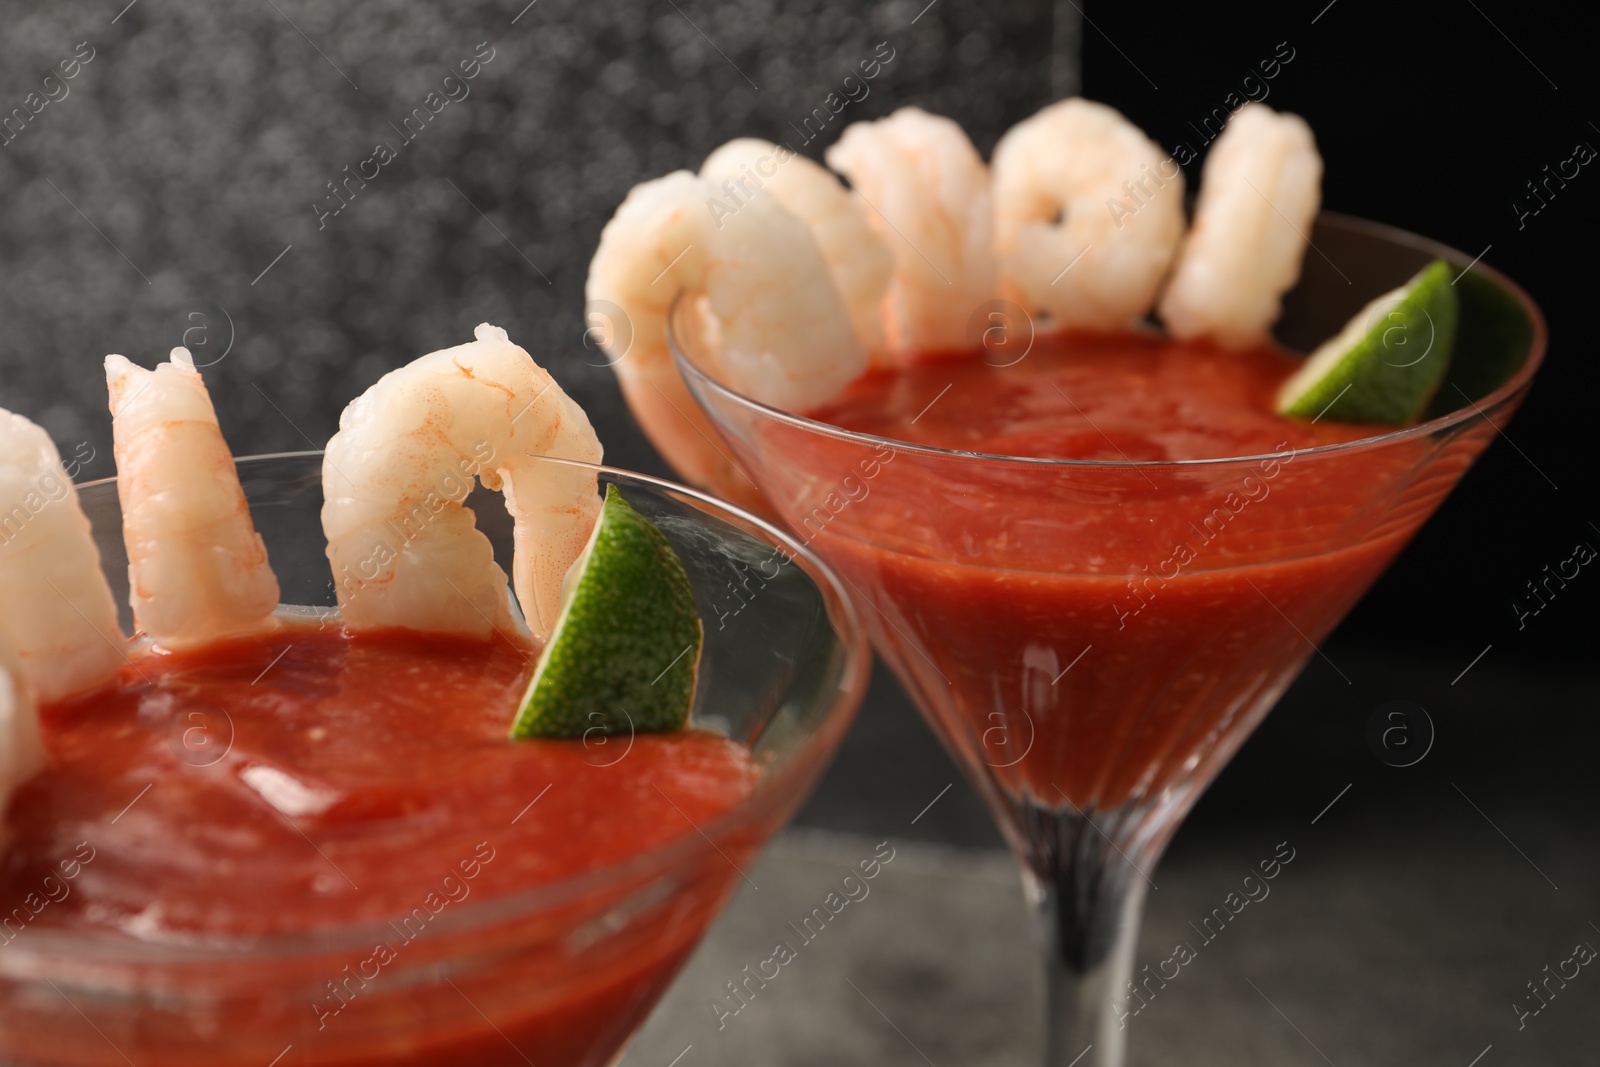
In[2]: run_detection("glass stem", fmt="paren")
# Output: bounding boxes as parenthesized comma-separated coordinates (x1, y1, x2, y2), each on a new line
(1018, 807, 1151, 1067)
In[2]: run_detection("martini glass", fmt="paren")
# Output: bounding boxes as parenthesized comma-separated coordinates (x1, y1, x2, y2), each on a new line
(0, 454, 869, 1067)
(669, 214, 1544, 1067)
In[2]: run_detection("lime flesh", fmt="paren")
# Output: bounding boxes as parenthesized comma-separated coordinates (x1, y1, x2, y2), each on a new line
(1277, 259, 1459, 425)
(509, 485, 701, 740)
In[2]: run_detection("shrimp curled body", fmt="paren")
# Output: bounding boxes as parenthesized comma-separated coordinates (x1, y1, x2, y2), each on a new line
(825, 107, 999, 357)
(701, 138, 893, 361)
(0, 409, 126, 702)
(322, 324, 603, 642)
(992, 98, 1186, 332)
(586, 170, 863, 506)
(1158, 103, 1323, 348)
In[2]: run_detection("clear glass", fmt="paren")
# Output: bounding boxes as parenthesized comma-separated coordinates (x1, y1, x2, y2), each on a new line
(669, 213, 1546, 1067)
(0, 454, 870, 1067)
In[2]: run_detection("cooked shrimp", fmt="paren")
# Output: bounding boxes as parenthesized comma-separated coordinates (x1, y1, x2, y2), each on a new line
(585, 172, 729, 502)
(825, 107, 998, 356)
(703, 188, 869, 406)
(701, 138, 893, 361)
(0, 630, 47, 824)
(992, 98, 1186, 331)
(586, 170, 864, 503)
(0, 408, 127, 702)
(321, 324, 603, 642)
(105, 348, 280, 649)
(1158, 103, 1322, 348)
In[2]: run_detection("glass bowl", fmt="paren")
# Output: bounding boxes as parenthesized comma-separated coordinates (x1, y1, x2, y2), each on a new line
(666, 212, 1544, 1067)
(0, 453, 869, 1067)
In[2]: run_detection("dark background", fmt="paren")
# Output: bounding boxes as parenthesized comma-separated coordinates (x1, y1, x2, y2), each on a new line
(1081, 0, 1595, 672)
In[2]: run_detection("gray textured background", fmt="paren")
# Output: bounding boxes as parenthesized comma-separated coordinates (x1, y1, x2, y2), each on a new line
(0, 0, 1062, 479)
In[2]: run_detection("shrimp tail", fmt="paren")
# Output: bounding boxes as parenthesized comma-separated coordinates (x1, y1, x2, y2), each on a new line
(107, 348, 281, 649)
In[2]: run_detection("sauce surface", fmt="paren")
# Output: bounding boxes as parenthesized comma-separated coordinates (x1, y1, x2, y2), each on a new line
(813, 330, 1371, 464)
(2, 625, 755, 940)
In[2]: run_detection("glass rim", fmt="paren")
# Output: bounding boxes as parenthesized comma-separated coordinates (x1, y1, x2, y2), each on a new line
(667, 210, 1547, 470)
(6, 453, 871, 971)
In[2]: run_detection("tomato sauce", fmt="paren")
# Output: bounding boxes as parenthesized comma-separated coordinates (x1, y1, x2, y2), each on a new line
(817, 331, 1369, 466)
(0, 625, 756, 1065)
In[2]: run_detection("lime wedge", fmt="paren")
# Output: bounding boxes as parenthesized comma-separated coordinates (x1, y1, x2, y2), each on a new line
(509, 485, 701, 740)
(1277, 259, 1459, 424)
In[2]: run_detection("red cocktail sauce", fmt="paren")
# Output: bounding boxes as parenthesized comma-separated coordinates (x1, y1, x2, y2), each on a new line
(2, 626, 756, 1065)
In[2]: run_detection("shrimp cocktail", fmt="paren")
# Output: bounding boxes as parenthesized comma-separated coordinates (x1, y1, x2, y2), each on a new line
(586, 98, 1544, 1065)
(0, 327, 868, 1065)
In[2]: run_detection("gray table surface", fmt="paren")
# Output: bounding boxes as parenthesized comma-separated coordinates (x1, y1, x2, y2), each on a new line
(620, 646, 1598, 1066)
